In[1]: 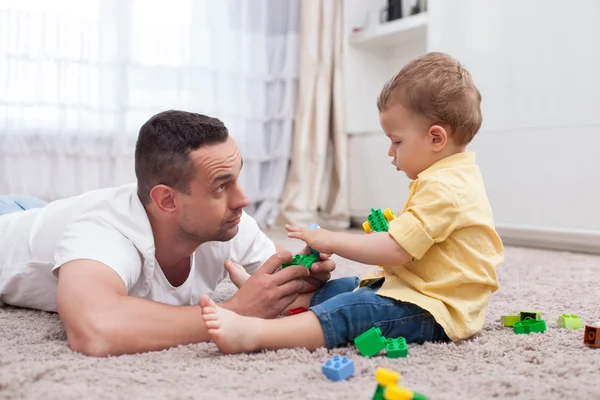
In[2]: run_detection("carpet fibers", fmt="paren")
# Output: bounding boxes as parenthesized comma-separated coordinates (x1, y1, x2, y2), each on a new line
(1, 230, 599, 400)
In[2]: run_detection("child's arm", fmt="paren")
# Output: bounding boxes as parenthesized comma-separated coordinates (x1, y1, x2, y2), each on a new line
(285, 225, 412, 267)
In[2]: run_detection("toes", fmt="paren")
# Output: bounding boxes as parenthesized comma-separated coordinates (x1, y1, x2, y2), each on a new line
(202, 306, 217, 315)
(199, 295, 212, 308)
(205, 320, 221, 330)
(203, 313, 219, 321)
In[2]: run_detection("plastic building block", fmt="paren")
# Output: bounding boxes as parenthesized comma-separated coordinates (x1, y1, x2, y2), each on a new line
(558, 314, 582, 329)
(372, 385, 386, 400)
(385, 337, 408, 358)
(322, 354, 355, 381)
(514, 319, 547, 334)
(383, 385, 413, 400)
(375, 367, 401, 387)
(287, 307, 309, 316)
(519, 311, 542, 321)
(373, 368, 401, 400)
(281, 253, 319, 270)
(583, 325, 600, 348)
(500, 315, 521, 327)
(354, 327, 386, 357)
(363, 208, 396, 233)
(309, 223, 320, 256)
(411, 392, 428, 400)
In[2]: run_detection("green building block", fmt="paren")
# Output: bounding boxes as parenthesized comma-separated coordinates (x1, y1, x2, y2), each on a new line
(366, 208, 390, 233)
(519, 311, 542, 321)
(385, 337, 407, 358)
(372, 384, 385, 400)
(412, 392, 429, 400)
(281, 253, 319, 270)
(354, 327, 386, 357)
(500, 315, 521, 327)
(514, 319, 546, 334)
(558, 314, 583, 329)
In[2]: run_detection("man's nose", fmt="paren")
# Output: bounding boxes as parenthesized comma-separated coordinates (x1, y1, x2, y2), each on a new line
(231, 184, 250, 210)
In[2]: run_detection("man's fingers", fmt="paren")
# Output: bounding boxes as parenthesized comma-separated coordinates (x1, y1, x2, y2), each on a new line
(257, 251, 293, 275)
(273, 265, 310, 286)
(309, 269, 331, 281)
(312, 258, 336, 274)
(277, 278, 308, 299)
(278, 292, 300, 313)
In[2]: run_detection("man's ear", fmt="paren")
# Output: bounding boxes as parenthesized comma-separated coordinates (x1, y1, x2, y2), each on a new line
(149, 185, 178, 213)
(428, 125, 448, 151)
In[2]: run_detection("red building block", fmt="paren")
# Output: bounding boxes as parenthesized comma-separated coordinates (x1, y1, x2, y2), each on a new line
(287, 307, 309, 316)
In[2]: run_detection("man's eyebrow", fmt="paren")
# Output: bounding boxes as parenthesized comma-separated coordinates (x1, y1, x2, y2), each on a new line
(212, 158, 243, 185)
(212, 173, 233, 185)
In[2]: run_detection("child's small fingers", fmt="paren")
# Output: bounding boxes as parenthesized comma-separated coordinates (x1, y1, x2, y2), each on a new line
(285, 224, 299, 232)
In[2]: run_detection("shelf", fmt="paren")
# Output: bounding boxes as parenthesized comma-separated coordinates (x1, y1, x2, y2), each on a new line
(349, 12, 428, 48)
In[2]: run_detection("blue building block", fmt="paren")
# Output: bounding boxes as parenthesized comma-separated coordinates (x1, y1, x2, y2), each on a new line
(309, 223, 320, 256)
(322, 354, 355, 381)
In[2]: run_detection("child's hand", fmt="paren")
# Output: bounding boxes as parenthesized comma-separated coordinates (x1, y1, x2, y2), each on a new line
(285, 224, 333, 255)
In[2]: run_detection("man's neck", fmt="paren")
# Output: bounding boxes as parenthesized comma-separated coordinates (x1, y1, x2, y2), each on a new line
(146, 210, 200, 270)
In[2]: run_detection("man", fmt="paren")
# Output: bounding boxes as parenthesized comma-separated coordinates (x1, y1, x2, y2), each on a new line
(0, 110, 335, 357)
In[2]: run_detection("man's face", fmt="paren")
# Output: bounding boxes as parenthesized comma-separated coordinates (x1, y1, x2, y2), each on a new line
(175, 136, 249, 243)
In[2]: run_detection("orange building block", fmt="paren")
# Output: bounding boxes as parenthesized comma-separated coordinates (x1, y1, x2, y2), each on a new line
(583, 325, 600, 348)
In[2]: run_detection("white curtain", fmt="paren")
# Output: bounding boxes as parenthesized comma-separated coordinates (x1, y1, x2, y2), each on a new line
(0, 0, 299, 227)
(277, 0, 349, 230)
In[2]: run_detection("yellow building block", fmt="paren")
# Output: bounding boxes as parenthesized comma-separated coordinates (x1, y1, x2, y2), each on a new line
(375, 367, 400, 387)
(384, 385, 413, 400)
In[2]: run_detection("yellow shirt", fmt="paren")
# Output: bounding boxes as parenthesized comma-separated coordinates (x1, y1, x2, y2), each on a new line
(366, 152, 504, 342)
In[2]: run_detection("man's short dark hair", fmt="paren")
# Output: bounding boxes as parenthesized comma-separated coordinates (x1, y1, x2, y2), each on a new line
(135, 110, 229, 205)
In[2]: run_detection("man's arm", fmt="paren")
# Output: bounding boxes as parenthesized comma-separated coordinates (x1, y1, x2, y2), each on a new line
(56, 259, 209, 357)
(56, 252, 312, 357)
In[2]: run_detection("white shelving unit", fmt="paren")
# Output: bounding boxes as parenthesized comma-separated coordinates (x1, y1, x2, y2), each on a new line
(343, 0, 429, 222)
(349, 12, 428, 49)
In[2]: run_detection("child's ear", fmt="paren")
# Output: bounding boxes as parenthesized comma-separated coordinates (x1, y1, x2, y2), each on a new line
(428, 125, 448, 151)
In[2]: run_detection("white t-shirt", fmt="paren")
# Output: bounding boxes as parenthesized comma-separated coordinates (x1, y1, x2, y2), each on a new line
(0, 183, 276, 312)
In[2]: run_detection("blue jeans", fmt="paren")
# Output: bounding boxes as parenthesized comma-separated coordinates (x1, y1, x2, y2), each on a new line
(0, 196, 47, 215)
(309, 277, 451, 349)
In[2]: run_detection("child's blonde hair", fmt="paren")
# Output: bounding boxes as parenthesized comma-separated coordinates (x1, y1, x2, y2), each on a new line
(377, 52, 482, 145)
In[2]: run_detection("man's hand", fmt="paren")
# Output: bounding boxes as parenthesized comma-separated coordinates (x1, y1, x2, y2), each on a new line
(222, 251, 310, 318)
(297, 245, 335, 293)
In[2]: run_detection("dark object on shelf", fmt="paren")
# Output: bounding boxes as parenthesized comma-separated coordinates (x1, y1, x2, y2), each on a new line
(385, 0, 403, 22)
(411, 0, 428, 15)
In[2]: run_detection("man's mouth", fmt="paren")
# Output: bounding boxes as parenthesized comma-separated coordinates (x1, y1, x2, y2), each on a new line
(226, 214, 242, 223)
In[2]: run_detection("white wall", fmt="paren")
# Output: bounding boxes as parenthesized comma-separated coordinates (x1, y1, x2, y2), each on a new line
(427, 0, 600, 246)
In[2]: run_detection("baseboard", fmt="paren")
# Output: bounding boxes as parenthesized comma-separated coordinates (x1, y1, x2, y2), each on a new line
(496, 224, 600, 255)
(351, 216, 600, 254)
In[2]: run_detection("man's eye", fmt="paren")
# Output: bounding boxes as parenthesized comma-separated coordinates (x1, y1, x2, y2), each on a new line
(216, 184, 226, 192)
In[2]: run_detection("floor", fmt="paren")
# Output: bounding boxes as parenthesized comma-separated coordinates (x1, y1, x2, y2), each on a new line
(1, 229, 599, 399)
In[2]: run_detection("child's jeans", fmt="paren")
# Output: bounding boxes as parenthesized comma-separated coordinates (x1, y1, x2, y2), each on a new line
(0, 196, 47, 215)
(309, 276, 451, 349)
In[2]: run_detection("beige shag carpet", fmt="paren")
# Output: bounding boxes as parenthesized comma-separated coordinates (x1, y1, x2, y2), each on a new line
(1, 229, 599, 400)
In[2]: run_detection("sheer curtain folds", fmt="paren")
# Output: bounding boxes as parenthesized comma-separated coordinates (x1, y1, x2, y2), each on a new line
(0, 0, 299, 227)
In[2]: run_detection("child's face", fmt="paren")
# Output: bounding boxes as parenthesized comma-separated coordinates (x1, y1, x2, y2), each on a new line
(379, 102, 439, 180)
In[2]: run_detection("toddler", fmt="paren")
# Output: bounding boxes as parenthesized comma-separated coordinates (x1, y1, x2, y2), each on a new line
(200, 52, 504, 354)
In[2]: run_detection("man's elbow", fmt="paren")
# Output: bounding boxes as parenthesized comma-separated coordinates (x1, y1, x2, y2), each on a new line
(66, 321, 112, 357)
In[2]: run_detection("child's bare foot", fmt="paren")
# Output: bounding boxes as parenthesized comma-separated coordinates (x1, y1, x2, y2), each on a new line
(200, 295, 263, 354)
(224, 260, 250, 289)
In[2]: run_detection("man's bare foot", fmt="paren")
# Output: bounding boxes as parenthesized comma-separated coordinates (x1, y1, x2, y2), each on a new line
(200, 295, 263, 354)
(224, 260, 251, 289)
